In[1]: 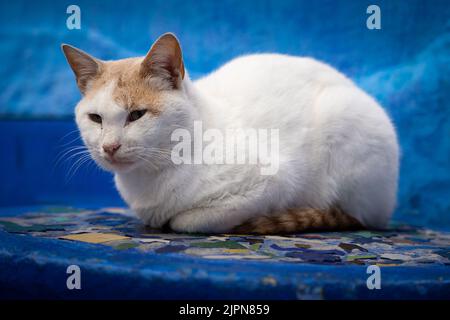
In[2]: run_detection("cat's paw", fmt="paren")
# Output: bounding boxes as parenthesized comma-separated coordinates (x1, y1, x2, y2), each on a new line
(169, 209, 230, 234)
(169, 212, 204, 233)
(135, 207, 168, 229)
(170, 213, 211, 233)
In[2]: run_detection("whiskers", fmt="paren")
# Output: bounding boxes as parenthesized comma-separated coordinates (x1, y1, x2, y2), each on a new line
(128, 146, 174, 172)
(54, 143, 98, 182)
(54, 130, 176, 182)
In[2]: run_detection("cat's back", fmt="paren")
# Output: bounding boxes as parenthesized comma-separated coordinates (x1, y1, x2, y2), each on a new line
(194, 53, 353, 101)
(193, 53, 356, 129)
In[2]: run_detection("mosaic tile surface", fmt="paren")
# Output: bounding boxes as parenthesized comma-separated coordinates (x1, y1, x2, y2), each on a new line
(0, 206, 449, 267)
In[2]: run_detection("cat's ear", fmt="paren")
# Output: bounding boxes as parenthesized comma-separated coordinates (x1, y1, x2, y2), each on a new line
(61, 44, 103, 95)
(139, 33, 185, 89)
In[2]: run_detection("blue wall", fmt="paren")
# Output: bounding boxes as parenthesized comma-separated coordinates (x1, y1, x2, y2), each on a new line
(0, 0, 449, 229)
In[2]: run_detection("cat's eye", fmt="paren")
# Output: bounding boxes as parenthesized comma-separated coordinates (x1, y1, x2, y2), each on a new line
(128, 109, 147, 122)
(88, 113, 102, 124)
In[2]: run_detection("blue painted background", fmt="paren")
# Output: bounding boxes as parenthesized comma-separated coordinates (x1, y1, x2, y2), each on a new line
(0, 0, 449, 229)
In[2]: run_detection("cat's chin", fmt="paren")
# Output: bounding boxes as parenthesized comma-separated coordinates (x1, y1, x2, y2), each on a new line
(97, 158, 139, 174)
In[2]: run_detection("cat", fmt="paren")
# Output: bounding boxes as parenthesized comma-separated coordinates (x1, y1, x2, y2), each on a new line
(62, 33, 399, 234)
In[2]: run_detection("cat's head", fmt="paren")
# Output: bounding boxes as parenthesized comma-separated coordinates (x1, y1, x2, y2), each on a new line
(62, 33, 195, 173)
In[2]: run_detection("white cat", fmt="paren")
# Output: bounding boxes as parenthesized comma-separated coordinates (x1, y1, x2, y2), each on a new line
(62, 33, 399, 234)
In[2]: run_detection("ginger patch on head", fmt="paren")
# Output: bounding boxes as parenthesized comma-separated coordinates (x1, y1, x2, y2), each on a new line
(63, 33, 184, 99)
(86, 57, 164, 116)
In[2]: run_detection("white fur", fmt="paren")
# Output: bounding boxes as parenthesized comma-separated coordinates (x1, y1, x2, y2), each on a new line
(76, 54, 399, 233)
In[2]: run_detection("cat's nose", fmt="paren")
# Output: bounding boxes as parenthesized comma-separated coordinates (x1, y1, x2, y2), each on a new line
(103, 143, 121, 156)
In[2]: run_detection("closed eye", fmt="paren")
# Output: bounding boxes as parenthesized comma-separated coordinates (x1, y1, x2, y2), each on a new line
(88, 113, 102, 124)
(128, 109, 147, 122)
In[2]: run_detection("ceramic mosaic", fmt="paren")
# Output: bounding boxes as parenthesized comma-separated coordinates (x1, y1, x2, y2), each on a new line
(0, 206, 449, 267)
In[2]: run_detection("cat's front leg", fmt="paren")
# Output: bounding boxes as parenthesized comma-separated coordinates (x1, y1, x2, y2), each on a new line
(170, 179, 279, 233)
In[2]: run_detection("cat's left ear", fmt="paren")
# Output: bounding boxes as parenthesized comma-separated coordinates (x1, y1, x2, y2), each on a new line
(139, 33, 185, 89)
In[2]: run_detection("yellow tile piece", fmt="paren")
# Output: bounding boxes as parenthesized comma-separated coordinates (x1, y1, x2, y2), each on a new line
(223, 249, 250, 254)
(60, 233, 130, 244)
(376, 263, 399, 267)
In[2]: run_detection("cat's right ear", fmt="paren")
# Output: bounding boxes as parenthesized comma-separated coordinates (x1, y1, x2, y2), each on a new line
(61, 44, 103, 95)
(139, 33, 185, 89)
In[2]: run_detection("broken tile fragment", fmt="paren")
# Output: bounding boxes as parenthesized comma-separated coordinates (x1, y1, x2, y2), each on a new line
(60, 232, 130, 244)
